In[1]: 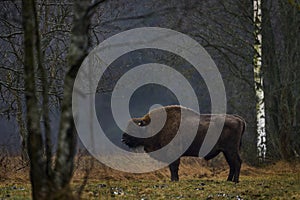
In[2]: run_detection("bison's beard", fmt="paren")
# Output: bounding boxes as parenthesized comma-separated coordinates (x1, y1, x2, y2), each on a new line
(122, 133, 144, 149)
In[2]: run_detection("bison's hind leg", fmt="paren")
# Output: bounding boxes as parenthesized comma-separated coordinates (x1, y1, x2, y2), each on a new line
(223, 151, 242, 183)
(169, 159, 180, 181)
(233, 154, 242, 183)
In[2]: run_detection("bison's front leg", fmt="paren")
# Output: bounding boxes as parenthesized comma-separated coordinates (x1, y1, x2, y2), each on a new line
(169, 159, 180, 181)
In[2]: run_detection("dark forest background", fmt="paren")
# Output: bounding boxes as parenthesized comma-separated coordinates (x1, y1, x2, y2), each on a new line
(0, 0, 299, 198)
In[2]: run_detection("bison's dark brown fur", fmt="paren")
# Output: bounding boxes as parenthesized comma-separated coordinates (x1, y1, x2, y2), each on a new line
(122, 105, 245, 183)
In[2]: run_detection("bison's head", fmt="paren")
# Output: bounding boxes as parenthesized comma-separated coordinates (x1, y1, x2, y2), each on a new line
(122, 117, 150, 148)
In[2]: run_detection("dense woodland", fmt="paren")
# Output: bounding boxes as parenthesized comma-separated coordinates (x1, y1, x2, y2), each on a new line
(0, 0, 299, 199)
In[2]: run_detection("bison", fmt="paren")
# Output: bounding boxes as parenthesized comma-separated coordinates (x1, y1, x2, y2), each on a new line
(122, 105, 245, 183)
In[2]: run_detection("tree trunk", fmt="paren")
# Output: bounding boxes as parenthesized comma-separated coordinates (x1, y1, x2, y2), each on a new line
(22, 0, 101, 199)
(15, 89, 28, 161)
(262, 0, 299, 161)
(261, 0, 282, 160)
(22, 0, 48, 199)
(53, 0, 97, 197)
(253, 0, 267, 161)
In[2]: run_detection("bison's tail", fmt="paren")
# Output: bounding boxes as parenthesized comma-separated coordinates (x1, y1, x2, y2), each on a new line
(234, 115, 246, 150)
(239, 117, 246, 150)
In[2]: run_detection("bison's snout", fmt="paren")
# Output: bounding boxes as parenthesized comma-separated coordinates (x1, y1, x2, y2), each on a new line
(122, 133, 142, 148)
(121, 134, 130, 145)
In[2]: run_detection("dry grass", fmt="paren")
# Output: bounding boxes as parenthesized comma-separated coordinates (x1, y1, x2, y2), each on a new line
(72, 155, 229, 182)
(1, 155, 300, 199)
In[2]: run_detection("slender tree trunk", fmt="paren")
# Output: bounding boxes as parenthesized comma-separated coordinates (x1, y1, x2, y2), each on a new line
(277, 0, 299, 161)
(261, 0, 282, 160)
(12, 73, 28, 161)
(53, 0, 98, 196)
(278, 87, 294, 161)
(33, 0, 53, 179)
(253, 0, 267, 161)
(262, 0, 299, 161)
(14, 85, 28, 162)
(22, 0, 48, 199)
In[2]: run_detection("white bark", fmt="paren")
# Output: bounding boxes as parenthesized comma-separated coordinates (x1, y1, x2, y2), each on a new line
(254, 0, 267, 160)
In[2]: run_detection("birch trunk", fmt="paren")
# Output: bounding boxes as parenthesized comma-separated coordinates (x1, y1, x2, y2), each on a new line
(253, 0, 267, 161)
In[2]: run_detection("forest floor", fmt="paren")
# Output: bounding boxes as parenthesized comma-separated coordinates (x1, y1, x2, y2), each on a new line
(0, 156, 300, 199)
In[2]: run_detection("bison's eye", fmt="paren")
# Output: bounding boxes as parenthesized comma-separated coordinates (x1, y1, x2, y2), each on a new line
(137, 120, 146, 126)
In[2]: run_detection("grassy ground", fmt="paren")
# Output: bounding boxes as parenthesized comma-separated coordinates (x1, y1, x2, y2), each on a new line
(1, 157, 300, 199)
(80, 176, 300, 200)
